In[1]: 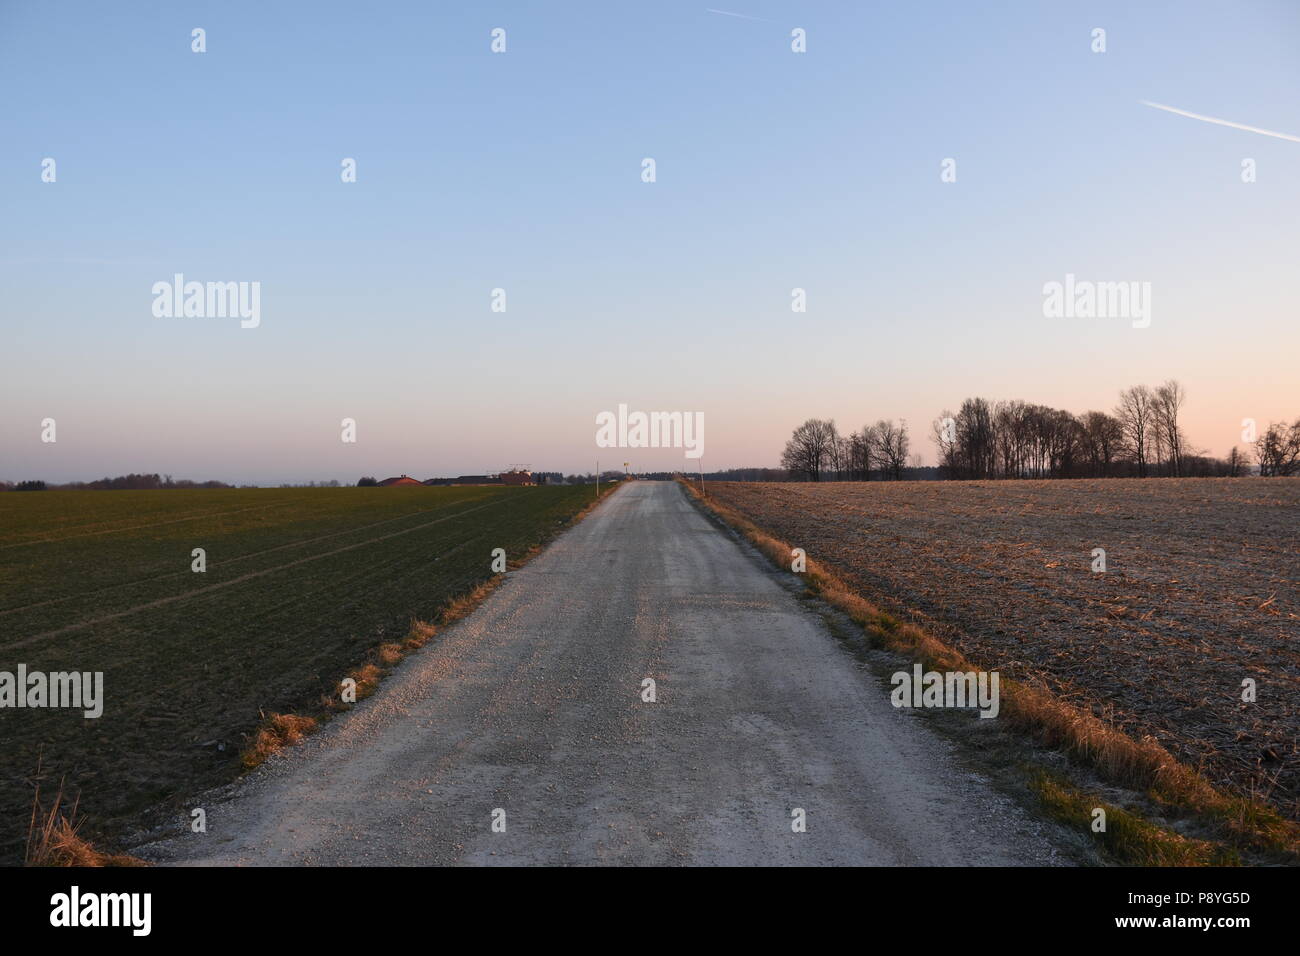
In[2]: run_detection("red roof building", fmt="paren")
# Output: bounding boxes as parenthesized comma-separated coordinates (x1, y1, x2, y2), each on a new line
(500, 469, 534, 486)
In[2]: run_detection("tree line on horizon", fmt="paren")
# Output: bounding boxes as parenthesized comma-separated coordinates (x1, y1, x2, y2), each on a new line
(778, 380, 1300, 481)
(0, 473, 236, 492)
(781, 418, 913, 481)
(0, 471, 604, 492)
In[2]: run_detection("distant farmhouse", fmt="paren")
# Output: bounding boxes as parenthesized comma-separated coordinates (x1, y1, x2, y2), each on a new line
(376, 474, 423, 487)
(500, 469, 535, 486)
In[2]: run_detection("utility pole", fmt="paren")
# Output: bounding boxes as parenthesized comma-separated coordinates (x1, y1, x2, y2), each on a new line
(596, 460, 599, 500)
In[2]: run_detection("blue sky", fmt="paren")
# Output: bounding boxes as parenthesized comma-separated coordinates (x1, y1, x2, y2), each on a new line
(2, 0, 1297, 481)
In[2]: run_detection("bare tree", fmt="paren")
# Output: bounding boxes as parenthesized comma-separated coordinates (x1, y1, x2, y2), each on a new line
(780, 419, 838, 481)
(849, 427, 874, 480)
(1080, 410, 1125, 477)
(994, 400, 1029, 478)
(931, 411, 959, 477)
(1040, 409, 1081, 477)
(1153, 379, 1187, 477)
(1225, 446, 1245, 477)
(872, 419, 910, 480)
(937, 398, 997, 479)
(1255, 420, 1300, 476)
(1115, 385, 1155, 477)
(828, 431, 851, 480)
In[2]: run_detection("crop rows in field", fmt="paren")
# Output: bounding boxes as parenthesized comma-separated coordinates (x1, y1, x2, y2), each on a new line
(707, 478, 1300, 817)
(0, 484, 603, 862)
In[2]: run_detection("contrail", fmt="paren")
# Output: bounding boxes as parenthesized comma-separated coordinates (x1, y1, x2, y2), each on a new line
(1140, 100, 1300, 143)
(705, 8, 777, 23)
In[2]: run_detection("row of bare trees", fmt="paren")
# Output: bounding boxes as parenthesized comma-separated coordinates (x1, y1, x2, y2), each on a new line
(928, 384, 1178, 479)
(1113, 380, 1188, 477)
(928, 380, 1295, 479)
(930, 381, 1199, 479)
(779, 385, 1296, 482)
(780, 418, 911, 481)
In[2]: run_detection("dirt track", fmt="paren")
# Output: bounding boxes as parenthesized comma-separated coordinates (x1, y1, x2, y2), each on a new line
(141, 481, 1068, 866)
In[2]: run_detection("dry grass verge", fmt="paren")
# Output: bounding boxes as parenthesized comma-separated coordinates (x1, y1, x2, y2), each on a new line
(1029, 770, 1239, 866)
(679, 478, 1300, 862)
(240, 712, 320, 769)
(25, 782, 144, 867)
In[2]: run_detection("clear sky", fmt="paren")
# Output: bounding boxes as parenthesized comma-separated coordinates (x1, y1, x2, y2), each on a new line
(2, 0, 1297, 482)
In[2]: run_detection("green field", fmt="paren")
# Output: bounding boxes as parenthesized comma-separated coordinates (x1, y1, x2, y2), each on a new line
(0, 484, 608, 863)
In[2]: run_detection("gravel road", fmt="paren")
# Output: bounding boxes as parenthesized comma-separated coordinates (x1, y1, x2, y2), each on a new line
(142, 480, 1069, 866)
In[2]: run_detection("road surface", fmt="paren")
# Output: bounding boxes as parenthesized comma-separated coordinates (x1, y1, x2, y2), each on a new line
(143, 480, 1068, 865)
